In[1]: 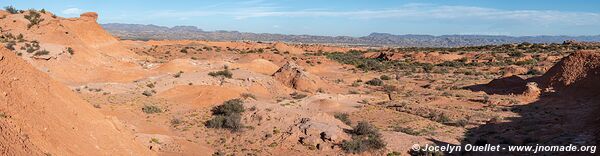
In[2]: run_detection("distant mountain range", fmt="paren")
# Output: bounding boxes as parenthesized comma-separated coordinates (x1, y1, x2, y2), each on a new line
(101, 23, 600, 47)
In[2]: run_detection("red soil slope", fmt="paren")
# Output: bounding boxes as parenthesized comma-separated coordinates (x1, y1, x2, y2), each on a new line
(0, 48, 152, 155)
(537, 50, 600, 92)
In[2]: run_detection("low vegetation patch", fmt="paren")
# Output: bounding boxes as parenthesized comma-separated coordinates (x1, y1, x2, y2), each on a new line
(33, 49, 49, 56)
(4, 6, 20, 14)
(66, 47, 74, 55)
(142, 105, 162, 114)
(24, 10, 44, 29)
(380, 75, 391, 80)
(290, 92, 308, 99)
(206, 99, 245, 131)
(208, 69, 233, 78)
(241, 93, 257, 100)
(365, 78, 384, 86)
(334, 112, 352, 125)
(341, 121, 386, 153)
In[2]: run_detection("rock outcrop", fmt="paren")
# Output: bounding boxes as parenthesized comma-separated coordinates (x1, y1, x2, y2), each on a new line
(80, 12, 98, 21)
(272, 61, 324, 92)
(537, 50, 600, 93)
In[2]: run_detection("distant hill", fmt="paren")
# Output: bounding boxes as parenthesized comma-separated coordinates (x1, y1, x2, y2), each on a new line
(102, 23, 600, 47)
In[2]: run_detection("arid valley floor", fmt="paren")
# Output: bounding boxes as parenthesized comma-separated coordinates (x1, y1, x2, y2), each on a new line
(1, 9, 599, 156)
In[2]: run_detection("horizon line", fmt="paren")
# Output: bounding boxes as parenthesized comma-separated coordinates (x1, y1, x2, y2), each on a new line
(101, 22, 600, 38)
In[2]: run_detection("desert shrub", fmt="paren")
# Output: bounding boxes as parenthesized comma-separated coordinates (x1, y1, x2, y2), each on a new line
(4, 41, 15, 50)
(352, 121, 378, 135)
(208, 69, 232, 78)
(437, 60, 465, 67)
(142, 90, 155, 96)
(206, 114, 243, 131)
(206, 99, 245, 131)
(142, 105, 162, 114)
(170, 118, 182, 126)
(24, 10, 44, 29)
(325, 51, 386, 71)
(212, 99, 244, 115)
(149, 138, 160, 144)
(429, 113, 451, 124)
(351, 81, 361, 87)
(290, 92, 308, 99)
(392, 127, 424, 136)
(334, 113, 352, 125)
(421, 63, 434, 73)
(16, 34, 24, 42)
(66, 47, 74, 55)
(33, 49, 49, 56)
(25, 41, 40, 53)
(146, 83, 155, 88)
(365, 78, 383, 86)
(4, 6, 19, 14)
(241, 93, 256, 100)
(508, 51, 524, 57)
(380, 75, 391, 80)
(341, 121, 386, 153)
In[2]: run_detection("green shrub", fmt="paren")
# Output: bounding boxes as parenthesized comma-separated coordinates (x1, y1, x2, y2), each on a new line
(334, 113, 352, 125)
(66, 47, 74, 55)
(341, 121, 386, 153)
(429, 113, 451, 124)
(241, 93, 257, 100)
(4, 6, 19, 14)
(365, 78, 383, 86)
(352, 121, 378, 136)
(422, 63, 434, 73)
(290, 92, 308, 99)
(170, 118, 182, 126)
(4, 41, 15, 50)
(508, 51, 524, 57)
(205, 114, 243, 131)
(208, 69, 233, 78)
(380, 75, 391, 80)
(437, 60, 466, 67)
(24, 10, 44, 29)
(33, 50, 49, 56)
(392, 127, 423, 136)
(142, 105, 162, 114)
(211, 99, 244, 116)
(206, 99, 245, 131)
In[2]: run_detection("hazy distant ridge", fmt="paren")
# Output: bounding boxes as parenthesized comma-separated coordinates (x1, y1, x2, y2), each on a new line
(102, 23, 600, 47)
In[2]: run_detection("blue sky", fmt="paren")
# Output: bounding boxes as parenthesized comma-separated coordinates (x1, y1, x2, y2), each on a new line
(3, 0, 600, 36)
